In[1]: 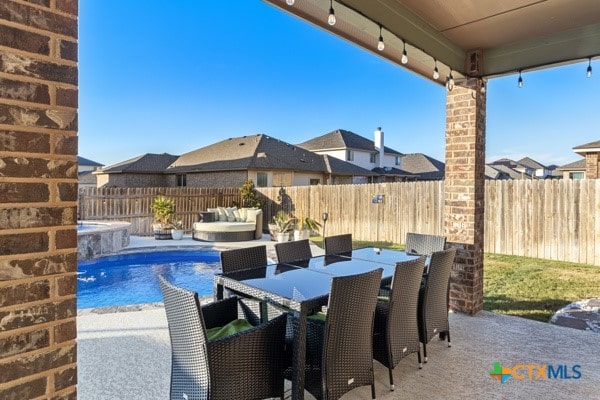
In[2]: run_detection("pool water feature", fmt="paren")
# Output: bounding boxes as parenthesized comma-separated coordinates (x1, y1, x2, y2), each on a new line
(77, 220, 131, 260)
(77, 250, 221, 309)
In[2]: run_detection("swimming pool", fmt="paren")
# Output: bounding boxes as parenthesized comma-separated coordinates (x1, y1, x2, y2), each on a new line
(77, 250, 221, 309)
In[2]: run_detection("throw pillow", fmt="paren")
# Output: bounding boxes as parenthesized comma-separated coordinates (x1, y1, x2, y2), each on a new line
(225, 207, 236, 222)
(217, 207, 227, 222)
(239, 207, 248, 222)
(233, 209, 242, 222)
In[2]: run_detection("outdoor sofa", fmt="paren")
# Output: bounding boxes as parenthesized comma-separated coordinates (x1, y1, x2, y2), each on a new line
(192, 206, 263, 242)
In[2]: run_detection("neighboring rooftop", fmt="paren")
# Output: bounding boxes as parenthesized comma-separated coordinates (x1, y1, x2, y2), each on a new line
(517, 156, 546, 170)
(167, 134, 327, 173)
(78, 156, 104, 167)
(298, 129, 402, 155)
(100, 153, 179, 173)
(323, 154, 376, 177)
(574, 140, 600, 154)
(485, 165, 511, 180)
(557, 158, 587, 171)
(399, 153, 445, 180)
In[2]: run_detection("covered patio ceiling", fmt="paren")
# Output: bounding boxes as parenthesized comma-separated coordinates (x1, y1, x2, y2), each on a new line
(264, 0, 600, 84)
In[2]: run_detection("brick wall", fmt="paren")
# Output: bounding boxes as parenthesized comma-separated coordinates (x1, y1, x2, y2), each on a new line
(585, 152, 599, 179)
(97, 172, 169, 187)
(0, 0, 78, 398)
(180, 171, 248, 188)
(444, 78, 486, 315)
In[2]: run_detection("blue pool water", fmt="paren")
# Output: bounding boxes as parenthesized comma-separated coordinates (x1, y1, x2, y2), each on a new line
(77, 250, 221, 309)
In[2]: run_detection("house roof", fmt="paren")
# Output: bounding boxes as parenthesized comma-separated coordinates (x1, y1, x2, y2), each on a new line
(167, 134, 327, 173)
(77, 156, 103, 167)
(100, 153, 179, 173)
(371, 166, 414, 177)
(517, 157, 546, 170)
(573, 140, 600, 154)
(399, 153, 445, 180)
(485, 165, 501, 179)
(489, 164, 523, 179)
(557, 158, 586, 171)
(490, 158, 521, 168)
(323, 155, 376, 176)
(297, 129, 402, 155)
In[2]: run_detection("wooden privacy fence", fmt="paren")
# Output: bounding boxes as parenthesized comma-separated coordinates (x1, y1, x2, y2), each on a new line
(257, 182, 445, 246)
(79, 179, 600, 266)
(485, 179, 600, 266)
(78, 187, 240, 235)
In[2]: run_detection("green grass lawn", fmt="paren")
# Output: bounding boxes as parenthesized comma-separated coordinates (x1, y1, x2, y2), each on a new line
(311, 237, 600, 322)
(483, 253, 600, 322)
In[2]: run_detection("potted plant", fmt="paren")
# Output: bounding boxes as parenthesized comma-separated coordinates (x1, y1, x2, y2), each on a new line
(171, 219, 184, 240)
(270, 210, 296, 243)
(294, 216, 322, 241)
(239, 179, 263, 209)
(151, 195, 175, 240)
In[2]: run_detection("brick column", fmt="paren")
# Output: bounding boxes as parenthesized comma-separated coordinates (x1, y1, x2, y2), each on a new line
(585, 153, 599, 179)
(0, 0, 78, 398)
(444, 78, 486, 315)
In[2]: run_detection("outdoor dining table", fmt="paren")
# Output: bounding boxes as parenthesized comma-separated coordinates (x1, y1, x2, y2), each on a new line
(213, 247, 420, 400)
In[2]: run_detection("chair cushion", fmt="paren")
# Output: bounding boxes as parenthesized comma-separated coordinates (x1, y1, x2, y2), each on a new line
(206, 319, 253, 341)
(307, 311, 327, 324)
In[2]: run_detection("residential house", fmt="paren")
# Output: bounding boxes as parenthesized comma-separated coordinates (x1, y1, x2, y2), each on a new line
(165, 134, 375, 187)
(297, 128, 444, 182)
(96, 135, 375, 188)
(573, 140, 600, 179)
(488, 157, 556, 179)
(78, 156, 104, 188)
(514, 157, 553, 178)
(556, 158, 586, 179)
(95, 153, 179, 187)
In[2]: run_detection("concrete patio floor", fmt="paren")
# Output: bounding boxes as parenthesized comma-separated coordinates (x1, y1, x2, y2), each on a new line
(77, 236, 600, 399)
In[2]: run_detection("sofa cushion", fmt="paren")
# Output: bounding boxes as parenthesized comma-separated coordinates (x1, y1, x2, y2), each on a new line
(217, 207, 227, 222)
(225, 207, 237, 222)
(239, 207, 248, 222)
(245, 208, 262, 223)
(193, 222, 256, 233)
(233, 209, 243, 222)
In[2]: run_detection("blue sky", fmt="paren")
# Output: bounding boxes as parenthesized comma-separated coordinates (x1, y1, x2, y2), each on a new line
(79, 1, 599, 168)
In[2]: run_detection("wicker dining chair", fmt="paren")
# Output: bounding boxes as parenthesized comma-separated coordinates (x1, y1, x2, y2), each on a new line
(417, 248, 456, 363)
(159, 276, 287, 400)
(275, 239, 312, 263)
(405, 232, 446, 258)
(373, 256, 427, 390)
(302, 268, 383, 400)
(220, 245, 267, 273)
(220, 245, 281, 323)
(323, 233, 353, 255)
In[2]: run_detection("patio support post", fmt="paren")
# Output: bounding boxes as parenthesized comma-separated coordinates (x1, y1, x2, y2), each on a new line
(0, 1, 79, 398)
(444, 78, 486, 315)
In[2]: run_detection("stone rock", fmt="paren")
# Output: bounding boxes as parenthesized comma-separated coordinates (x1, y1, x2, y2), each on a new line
(550, 298, 600, 333)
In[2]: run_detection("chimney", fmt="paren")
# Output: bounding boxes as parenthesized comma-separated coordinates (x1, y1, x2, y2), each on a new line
(374, 127, 384, 168)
